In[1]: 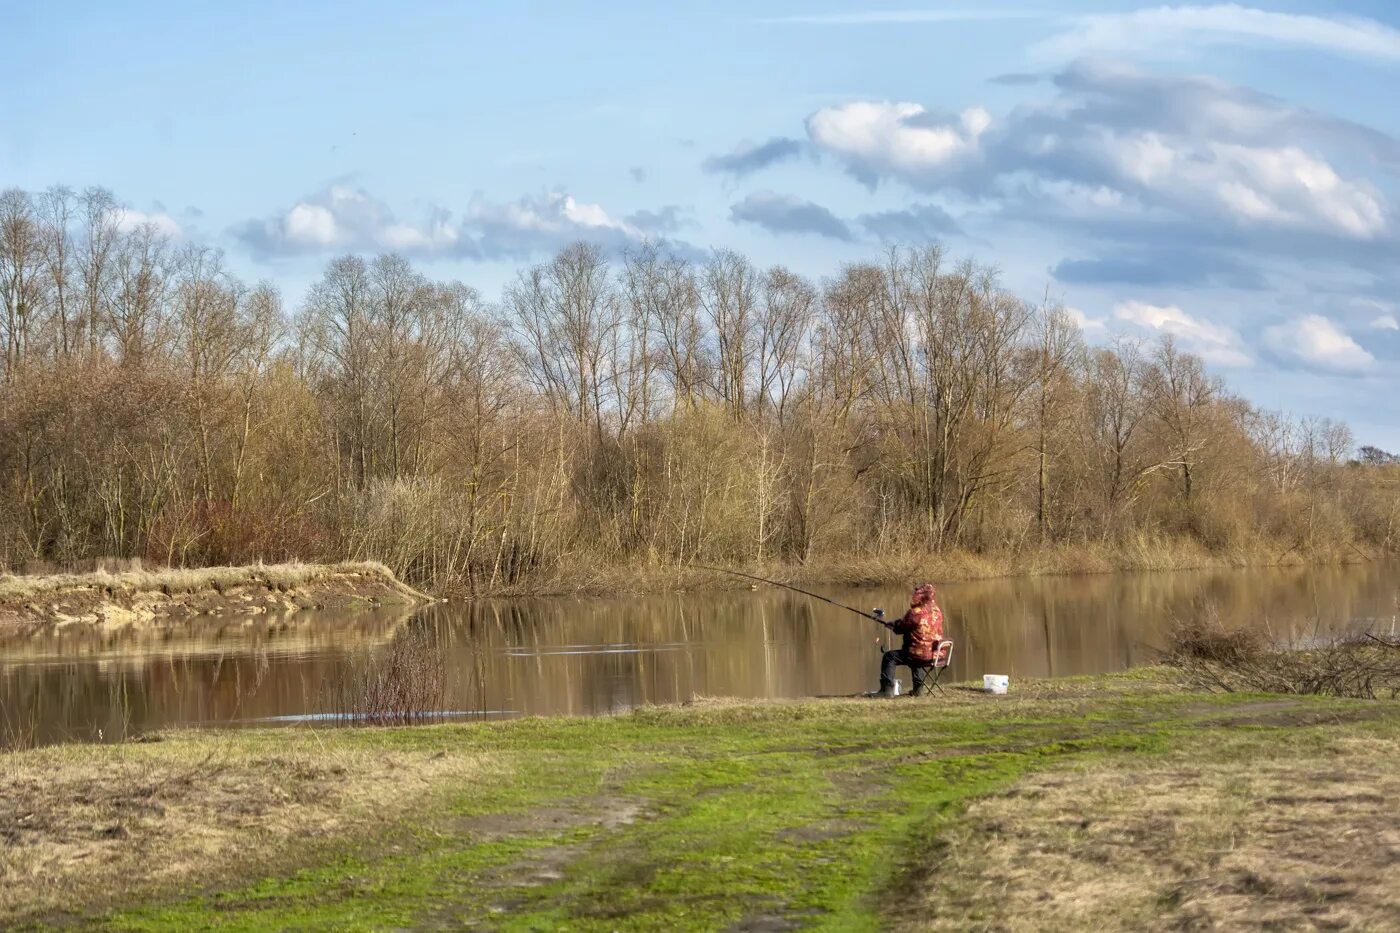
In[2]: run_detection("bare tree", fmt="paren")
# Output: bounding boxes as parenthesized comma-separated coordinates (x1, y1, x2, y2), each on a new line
(757, 266, 813, 423)
(79, 187, 119, 359)
(507, 242, 621, 438)
(1145, 336, 1221, 503)
(699, 250, 759, 418)
(0, 189, 46, 379)
(39, 186, 77, 358)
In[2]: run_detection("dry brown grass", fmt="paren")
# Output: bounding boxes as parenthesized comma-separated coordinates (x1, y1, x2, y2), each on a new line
(899, 720, 1400, 932)
(0, 729, 496, 924)
(0, 559, 425, 603)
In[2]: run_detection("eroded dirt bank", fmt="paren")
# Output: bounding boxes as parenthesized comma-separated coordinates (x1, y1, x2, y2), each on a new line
(0, 561, 429, 631)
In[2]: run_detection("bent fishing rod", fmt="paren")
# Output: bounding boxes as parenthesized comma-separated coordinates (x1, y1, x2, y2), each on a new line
(700, 566, 891, 627)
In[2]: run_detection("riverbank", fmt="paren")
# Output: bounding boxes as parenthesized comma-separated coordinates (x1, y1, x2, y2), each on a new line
(480, 535, 1382, 598)
(0, 561, 430, 632)
(5, 669, 1398, 930)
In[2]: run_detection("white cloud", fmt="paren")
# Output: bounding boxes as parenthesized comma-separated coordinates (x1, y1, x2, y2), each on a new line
(806, 101, 989, 184)
(113, 207, 182, 238)
(1102, 135, 1387, 239)
(799, 64, 1392, 242)
(1114, 300, 1252, 367)
(1035, 5, 1400, 62)
(1356, 299, 1398, 332)
(235, 185, 680, 261)
(283, 203, 339, 246)
(1264, 314, 1374, 372)
(1064, 306, 1107, 333)
(238, 185, 402, 255)
(470, 191, 640, 239)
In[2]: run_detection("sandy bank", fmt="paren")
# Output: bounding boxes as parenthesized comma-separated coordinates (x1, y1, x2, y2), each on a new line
(0, 561, 430, 631)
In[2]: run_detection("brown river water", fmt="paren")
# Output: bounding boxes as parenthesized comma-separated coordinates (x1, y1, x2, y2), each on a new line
(3, 562, 1398, 746)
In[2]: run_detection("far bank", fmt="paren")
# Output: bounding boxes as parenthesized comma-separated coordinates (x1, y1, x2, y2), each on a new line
(443, 534, 1386, 598)
(0, 534, 1386, 630)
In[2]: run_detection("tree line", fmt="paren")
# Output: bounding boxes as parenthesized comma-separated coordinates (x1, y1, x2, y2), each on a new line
(2, 185, 1395, 592)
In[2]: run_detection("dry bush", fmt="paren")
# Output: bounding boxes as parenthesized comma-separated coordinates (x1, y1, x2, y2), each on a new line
(325, 624, 446, 725)
(1165, 616, 1400, 698)
(1, 702, 39, 752)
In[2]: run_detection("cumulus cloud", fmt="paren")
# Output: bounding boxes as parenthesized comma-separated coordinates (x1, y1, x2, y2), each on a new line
(1048, 62, 1400, 173)
(235, 185, 683, 261)
(702, 138, 805, 178)
(468, 190, 676, 258)
(1113, 300, 1252, 367)
(1064, 306, 1107, 334)
(1264, 314, 1374, 372)
(802, 61, 1395, 250)
(113, 207, 182, 238)
(1106, 135, 1383, 239)
(1034, 5, 1400, 63)
(1007, 65, 1392, 241)
(805, 102, 990, 186)
(729, 191, 852, 240)
(858, 203, 962, 242)
(235, 185, 435, 257)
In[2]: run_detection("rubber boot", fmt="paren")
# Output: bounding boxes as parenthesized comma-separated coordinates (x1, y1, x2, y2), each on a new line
(876, 680, 898, 698)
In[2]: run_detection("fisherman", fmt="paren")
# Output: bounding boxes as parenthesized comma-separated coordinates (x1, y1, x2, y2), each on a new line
(875, 583, 944, 697)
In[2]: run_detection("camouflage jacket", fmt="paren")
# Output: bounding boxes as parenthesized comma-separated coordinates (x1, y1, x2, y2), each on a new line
(892, 602, 944, 662)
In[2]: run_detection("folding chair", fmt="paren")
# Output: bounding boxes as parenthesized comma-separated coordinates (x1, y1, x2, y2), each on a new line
(911, 640, 954, 696)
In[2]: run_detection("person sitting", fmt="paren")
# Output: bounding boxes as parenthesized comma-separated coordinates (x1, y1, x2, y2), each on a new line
(876, 583, 944, 697)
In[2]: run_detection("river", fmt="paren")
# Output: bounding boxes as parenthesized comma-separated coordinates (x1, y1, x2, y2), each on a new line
(3, 562, 1397, 746)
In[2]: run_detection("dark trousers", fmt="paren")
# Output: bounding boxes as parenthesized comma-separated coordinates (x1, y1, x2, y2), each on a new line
(880, 649, 918, 692)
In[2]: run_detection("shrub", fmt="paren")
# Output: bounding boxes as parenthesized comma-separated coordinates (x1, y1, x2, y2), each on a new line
(1165, 616, 1400, 699)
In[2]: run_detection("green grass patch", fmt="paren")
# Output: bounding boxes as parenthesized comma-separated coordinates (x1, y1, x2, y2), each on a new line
(12, 672, 1397, 931)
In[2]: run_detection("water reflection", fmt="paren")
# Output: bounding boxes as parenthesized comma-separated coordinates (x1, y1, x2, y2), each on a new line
(3, 562, 1398, 746)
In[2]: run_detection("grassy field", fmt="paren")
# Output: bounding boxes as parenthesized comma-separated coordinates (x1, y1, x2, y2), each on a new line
(4, 670, 1398, 931)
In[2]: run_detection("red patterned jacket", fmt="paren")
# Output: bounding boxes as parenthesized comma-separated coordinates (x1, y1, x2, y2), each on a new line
(891, 585, 944, 662)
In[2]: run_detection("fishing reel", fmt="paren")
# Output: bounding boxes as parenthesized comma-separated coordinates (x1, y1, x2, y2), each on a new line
(872, 608, 885, 619)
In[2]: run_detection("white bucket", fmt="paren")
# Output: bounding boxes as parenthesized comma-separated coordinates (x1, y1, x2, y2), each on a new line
(983, 674, 1009, 695)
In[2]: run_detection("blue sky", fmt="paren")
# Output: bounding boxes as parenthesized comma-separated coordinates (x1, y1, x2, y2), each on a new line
(4, 1, 1399, 446)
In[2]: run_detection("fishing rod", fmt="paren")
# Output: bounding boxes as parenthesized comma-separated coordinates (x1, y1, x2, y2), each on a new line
(700, 566, 890, 627)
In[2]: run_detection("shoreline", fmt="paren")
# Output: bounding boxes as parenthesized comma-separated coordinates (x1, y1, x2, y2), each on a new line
(0, 540, 1385, 628)
(0, 561, 431, 632)
(5, 670, 1398, 929)
(454, 538, 1385, 598)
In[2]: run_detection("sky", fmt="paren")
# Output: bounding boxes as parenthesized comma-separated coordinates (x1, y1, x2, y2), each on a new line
(3, 0, 1399, 447)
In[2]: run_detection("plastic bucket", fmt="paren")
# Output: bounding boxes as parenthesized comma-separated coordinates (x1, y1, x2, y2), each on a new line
(983, 674, 1009, 695)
